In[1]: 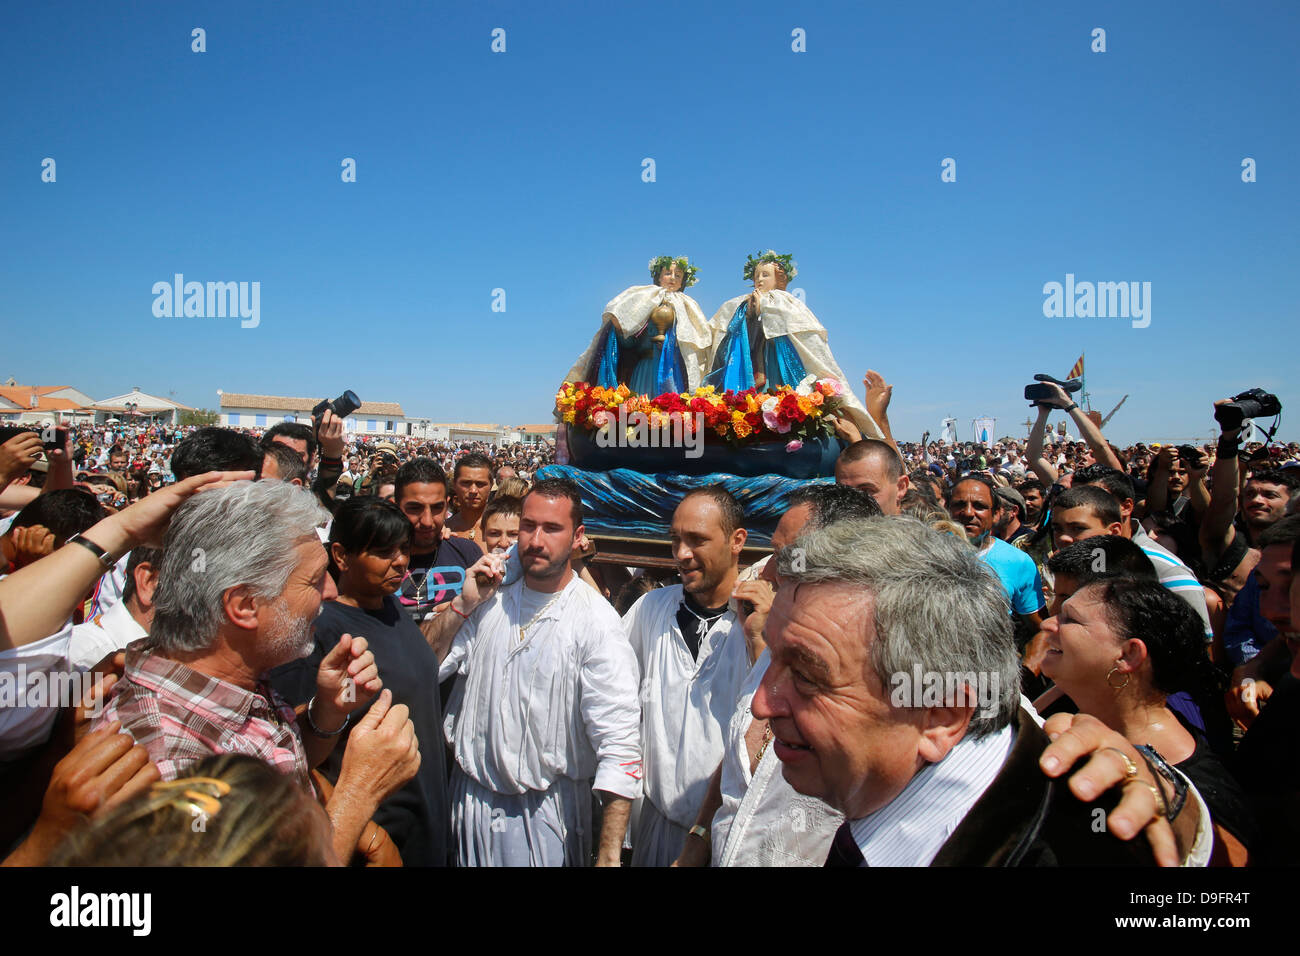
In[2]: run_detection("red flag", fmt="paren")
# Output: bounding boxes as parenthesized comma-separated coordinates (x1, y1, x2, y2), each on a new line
(1066, 354, 1084, 381)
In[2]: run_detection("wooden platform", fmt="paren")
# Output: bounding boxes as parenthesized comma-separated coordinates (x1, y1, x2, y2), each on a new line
(589, 533, 773, 570)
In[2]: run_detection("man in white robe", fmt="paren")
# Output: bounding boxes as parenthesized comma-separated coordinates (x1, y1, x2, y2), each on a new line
(436, 478, 642, 866)
(673, 484, 880, 867)
(621, 487, 757, 866)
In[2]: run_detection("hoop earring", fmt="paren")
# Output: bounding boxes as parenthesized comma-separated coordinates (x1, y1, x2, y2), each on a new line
(1106, 663, 1130, 690)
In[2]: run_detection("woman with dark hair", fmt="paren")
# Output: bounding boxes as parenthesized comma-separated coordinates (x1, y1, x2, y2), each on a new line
(268, 496, 451, 867)
(1039, 577, 1255, 864)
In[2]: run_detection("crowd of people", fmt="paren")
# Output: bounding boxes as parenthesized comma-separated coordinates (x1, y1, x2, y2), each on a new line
(0, 370, 1295, 868)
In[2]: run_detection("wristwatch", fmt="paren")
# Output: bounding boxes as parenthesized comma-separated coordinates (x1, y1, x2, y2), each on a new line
(67, 532, 121, 572)
(689, 824, 710, 844)
(1134, 744, 1188, 821)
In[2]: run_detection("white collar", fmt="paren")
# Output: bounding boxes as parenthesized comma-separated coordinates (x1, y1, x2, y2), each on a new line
(848, 723, 1014, 866)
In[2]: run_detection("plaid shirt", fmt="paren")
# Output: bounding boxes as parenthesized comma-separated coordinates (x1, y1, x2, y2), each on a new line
(96, 638, 312, 790)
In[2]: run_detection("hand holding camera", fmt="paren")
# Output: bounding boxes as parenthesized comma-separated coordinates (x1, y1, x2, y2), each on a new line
(1214, 389, 1281, 433)
(1024, 374, 1082, 409)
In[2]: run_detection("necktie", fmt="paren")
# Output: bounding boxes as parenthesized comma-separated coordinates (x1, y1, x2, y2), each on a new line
(825, 821, 865, 867)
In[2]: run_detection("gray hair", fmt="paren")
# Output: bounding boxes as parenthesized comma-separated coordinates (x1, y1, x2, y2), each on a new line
(150, 481, 330, 653)
(777, 516, 1020, 736)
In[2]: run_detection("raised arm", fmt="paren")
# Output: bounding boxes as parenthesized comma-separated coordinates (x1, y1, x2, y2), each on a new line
(420, 552, 505, 663)
(1036, 383, 1121, 471)
(1199, 405, 1240, 564)
(1026, 405, 1059, 485)
(862, 370, 903, 465)
(0, 470, 253, 651)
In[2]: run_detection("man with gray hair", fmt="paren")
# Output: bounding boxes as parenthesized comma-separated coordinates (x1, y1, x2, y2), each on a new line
(94, 480, 421, 863)
(753, 516, 1207, 865)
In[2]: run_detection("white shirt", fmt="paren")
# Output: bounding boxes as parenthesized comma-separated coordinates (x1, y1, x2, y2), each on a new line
(850, 724, 1014, 866)
(622, 584, 753, 828)
(68, 598, 147, 670)
(440, 575, 642, 800)
(713, 648, 843, 866)
(0, 621, 74, 759)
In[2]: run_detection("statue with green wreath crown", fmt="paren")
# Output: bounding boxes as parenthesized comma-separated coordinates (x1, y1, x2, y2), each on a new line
(562, 255, 713, 396)
(704, 250, 884, 439)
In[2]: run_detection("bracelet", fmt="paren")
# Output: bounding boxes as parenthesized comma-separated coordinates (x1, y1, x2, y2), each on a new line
(1062, 402, 1079, 413)
(449, 601, 470, 621)
(67, 532, 120, 572)
(689, 824, 710, 844)
(320, 456, 342, 467)
(305, 695, 348, 737)
(1134, 745, 1187, 821)
(1216, 436, 1239, 460)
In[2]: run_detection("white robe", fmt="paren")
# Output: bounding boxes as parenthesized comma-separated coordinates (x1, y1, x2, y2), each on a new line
(707, 289, 884, 440)
(711, 649, 842, 867)
(440, 575, 642, 866)
(621, 583, 753, 866)
(562, 285, 713, 392)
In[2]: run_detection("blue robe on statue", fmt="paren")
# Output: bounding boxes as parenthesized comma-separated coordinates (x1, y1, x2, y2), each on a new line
(704, 301, 806, 392)
(587, 320, 688, 397)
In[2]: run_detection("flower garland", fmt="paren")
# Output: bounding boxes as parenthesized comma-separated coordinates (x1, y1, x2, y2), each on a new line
(555, 377, 846, 448)
(743, 250, 797, 282)
(648, 255, 700, 288)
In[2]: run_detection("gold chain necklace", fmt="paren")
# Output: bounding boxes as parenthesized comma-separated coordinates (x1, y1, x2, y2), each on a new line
(516, 589, 565, 644)
(754, 723, 774, 766)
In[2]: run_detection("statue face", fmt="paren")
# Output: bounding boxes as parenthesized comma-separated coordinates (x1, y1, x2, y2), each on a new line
(657, 263, 684, 292)
(752, 262, 784, 293)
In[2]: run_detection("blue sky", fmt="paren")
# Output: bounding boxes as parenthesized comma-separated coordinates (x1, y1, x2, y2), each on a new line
(2, 1, 1296, 445)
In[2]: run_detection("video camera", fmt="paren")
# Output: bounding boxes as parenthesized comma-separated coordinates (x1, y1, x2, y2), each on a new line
(1024, 373, 1083, 406)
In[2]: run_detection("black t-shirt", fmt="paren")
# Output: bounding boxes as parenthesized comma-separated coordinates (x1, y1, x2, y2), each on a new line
(396, 537, 483, 624)
(675, 593, 729, 661)
(269, 595, 452, 867)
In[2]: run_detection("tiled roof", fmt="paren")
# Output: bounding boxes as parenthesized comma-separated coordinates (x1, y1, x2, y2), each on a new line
(219, 393, 405, 417)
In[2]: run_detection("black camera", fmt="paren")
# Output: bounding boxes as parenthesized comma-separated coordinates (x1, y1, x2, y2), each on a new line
(1214, 389, 1282, 431)
(312, 390, 361, 420)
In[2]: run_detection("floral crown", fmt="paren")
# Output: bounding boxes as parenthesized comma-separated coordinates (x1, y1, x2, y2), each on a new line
(648, 255, 699, 288)
(743, 250, 797, 282)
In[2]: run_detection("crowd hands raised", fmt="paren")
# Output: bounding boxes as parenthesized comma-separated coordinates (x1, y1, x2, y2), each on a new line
(0, 371, 1294, 868)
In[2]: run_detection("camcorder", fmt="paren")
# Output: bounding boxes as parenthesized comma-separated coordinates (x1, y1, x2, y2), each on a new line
(312, 390, 361, 421)
(1024, 373, 1083, 406)
(1213, 388, 1282, 431)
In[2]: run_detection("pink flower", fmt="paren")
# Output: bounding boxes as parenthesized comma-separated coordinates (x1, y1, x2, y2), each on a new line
(819, 377, 843, 396)
(591, 410, 611, 428)
(785, 439, 804, 453)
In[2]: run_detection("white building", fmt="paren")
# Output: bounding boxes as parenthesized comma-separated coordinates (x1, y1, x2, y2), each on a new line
(92, 387, 193, 426)
(218, 392, 408, 435)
